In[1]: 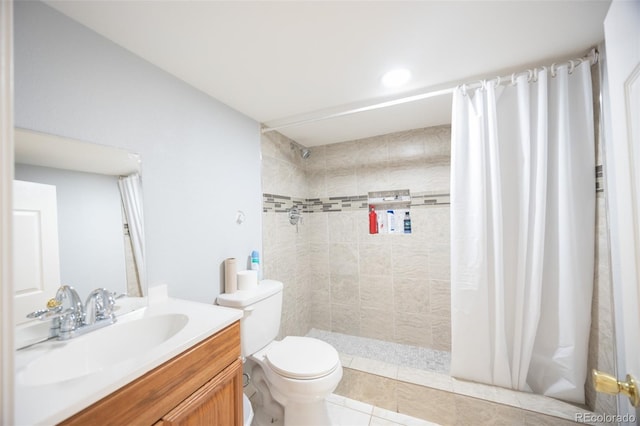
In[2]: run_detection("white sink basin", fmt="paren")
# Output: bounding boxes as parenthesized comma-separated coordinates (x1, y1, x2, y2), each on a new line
(15, 295, 243, 426)
(17, 313, 188, 387)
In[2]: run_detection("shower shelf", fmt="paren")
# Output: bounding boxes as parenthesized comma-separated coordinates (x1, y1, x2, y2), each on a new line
(367, 189, 411, 209)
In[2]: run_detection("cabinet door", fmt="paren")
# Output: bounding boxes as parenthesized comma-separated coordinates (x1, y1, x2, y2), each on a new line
(157, 358, 243, 426)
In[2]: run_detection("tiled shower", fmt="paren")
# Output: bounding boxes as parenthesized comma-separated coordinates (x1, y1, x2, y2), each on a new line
(260, 123, 617, 419)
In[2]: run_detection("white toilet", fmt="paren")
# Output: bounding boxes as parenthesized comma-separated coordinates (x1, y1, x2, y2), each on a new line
(217, 280, 342, 426)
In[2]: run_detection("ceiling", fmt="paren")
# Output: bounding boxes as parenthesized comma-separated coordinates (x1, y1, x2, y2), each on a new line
(45, 1, 611, 147)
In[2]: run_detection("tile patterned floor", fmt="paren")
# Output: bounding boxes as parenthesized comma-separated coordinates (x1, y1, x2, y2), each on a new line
(327, 394, 439, 426)
(249, 392, 435, 426)
(308, 329, 599, 425)
(307, 329, 450, 374)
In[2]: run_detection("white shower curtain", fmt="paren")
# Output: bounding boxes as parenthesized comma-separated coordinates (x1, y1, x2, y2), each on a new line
(118, 173, 146, 291)
(450, 61, 595, 403)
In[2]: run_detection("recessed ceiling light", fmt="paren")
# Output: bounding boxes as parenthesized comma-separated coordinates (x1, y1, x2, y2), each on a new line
(381, 68, 411, 88)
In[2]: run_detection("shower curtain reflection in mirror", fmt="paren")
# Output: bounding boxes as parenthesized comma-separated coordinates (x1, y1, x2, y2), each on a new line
(118, 173, 146, 297)
(450, 60, 595, 404)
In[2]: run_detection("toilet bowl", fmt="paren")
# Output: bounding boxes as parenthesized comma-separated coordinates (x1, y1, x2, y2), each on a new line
(250, 337, 342, 425)
(217, 280, 343, 426)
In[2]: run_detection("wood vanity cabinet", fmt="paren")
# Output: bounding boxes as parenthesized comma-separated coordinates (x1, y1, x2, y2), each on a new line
(60, 321, 243, 426)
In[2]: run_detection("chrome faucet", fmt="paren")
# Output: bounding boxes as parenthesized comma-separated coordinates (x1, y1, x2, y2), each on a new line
(84, 288, 116, 325)
(27, 285, 118, 340)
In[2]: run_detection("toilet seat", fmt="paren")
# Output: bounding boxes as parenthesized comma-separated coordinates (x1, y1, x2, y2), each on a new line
(265, 337, 339, 380)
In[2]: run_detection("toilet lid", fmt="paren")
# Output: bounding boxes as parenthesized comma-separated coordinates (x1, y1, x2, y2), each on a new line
(265, 337, 339, 380)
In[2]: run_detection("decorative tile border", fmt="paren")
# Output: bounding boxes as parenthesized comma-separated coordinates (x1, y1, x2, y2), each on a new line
(262, 193, 305, 213)
(264, 165, 603, 213)
(411, 192, 450, 207)
(263, 192, 449, 213)
(596, 165, 604, 193)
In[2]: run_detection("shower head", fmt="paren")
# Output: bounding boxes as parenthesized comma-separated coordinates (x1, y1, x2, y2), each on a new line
(290, 141, 312, 159)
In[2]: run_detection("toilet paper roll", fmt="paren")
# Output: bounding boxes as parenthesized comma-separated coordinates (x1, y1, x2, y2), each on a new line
(224, 258, 237, 294)
(237, 270, 258, 291)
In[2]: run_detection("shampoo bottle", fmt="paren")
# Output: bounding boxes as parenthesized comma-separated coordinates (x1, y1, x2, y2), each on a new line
(387, 210, 396, 233)
(368, 206, 378, 234)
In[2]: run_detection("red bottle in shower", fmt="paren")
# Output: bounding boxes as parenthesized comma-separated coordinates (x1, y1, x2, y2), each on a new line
(369, 206, 378, 234)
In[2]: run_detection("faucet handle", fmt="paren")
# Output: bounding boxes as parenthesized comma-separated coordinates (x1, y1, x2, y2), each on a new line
(85, 288, 116, 324)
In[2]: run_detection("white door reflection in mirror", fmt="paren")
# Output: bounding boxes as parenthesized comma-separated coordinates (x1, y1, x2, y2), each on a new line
(13, 180, 61, 325)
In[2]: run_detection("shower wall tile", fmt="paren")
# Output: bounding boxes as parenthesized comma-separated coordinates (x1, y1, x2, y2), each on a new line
(357, 164, 391, 195)
(332, 303, 361, 335)
(393, 277, 430, 315)
(585, 192, 617, 416)
(585, 64, 616, 418)
(325, 167, 359, 197)
(306, 169, 327, 199)
(328, 211, 359, 243)
(360, 274, 393, 311)
(396, 312, 432, 347)
(358, 243, 392, 277)
(329, 242, 360, 277)
(388, 129, 426, 162)
(355, 135, 390, 166)
(360, 308, 395, 341)
(425, 206, 450, 244)
(391, 241, 429, 281)
(261, 130, 312, 339)
(263, 125, 455, 353)
(427, 243, 450, 281)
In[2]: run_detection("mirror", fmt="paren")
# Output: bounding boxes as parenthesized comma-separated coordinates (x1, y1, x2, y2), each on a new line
(13, 128, 146, 334)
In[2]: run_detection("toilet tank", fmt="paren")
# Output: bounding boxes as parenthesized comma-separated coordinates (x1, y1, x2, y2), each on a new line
(216, 279, 283, 357)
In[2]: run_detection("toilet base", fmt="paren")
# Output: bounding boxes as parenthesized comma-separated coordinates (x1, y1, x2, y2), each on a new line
(251, 405, 283, 426)
(284, 400, 332, 426)
(251, 400, 332, 426)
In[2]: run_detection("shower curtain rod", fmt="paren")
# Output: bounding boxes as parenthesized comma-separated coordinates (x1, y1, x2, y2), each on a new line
(261, 48, 598, 134)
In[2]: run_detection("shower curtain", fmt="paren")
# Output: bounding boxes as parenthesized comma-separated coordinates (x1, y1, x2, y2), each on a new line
(450, 61, 595, 403)
(118, 173, 146, 292)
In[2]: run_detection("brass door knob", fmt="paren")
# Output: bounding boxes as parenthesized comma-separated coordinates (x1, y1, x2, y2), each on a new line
(592, 369, 640, 407)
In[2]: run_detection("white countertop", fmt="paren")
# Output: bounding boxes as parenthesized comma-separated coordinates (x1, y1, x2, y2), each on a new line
(14, 296, 242, 426)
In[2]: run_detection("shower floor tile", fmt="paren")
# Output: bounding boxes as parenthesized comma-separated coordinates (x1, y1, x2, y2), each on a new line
(307, 328, 450, 374)
(309, 329, 597, 425)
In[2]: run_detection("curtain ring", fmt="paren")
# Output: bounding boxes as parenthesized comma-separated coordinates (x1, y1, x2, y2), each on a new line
(532, 68, 538, 83)
(551, 63, 557, 77)
(568, 60, 576, 74)
(511, 72, 517, 86)
(495, 76, 501, 87)
(461, 84, 467, 96)
(527, 69, 533, 82)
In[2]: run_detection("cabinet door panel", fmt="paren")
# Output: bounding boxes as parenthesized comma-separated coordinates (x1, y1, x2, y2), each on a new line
(159, 358, 243, 426)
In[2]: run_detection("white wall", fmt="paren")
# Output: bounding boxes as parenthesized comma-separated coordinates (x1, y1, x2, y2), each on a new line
(14, 1, 263, 303)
